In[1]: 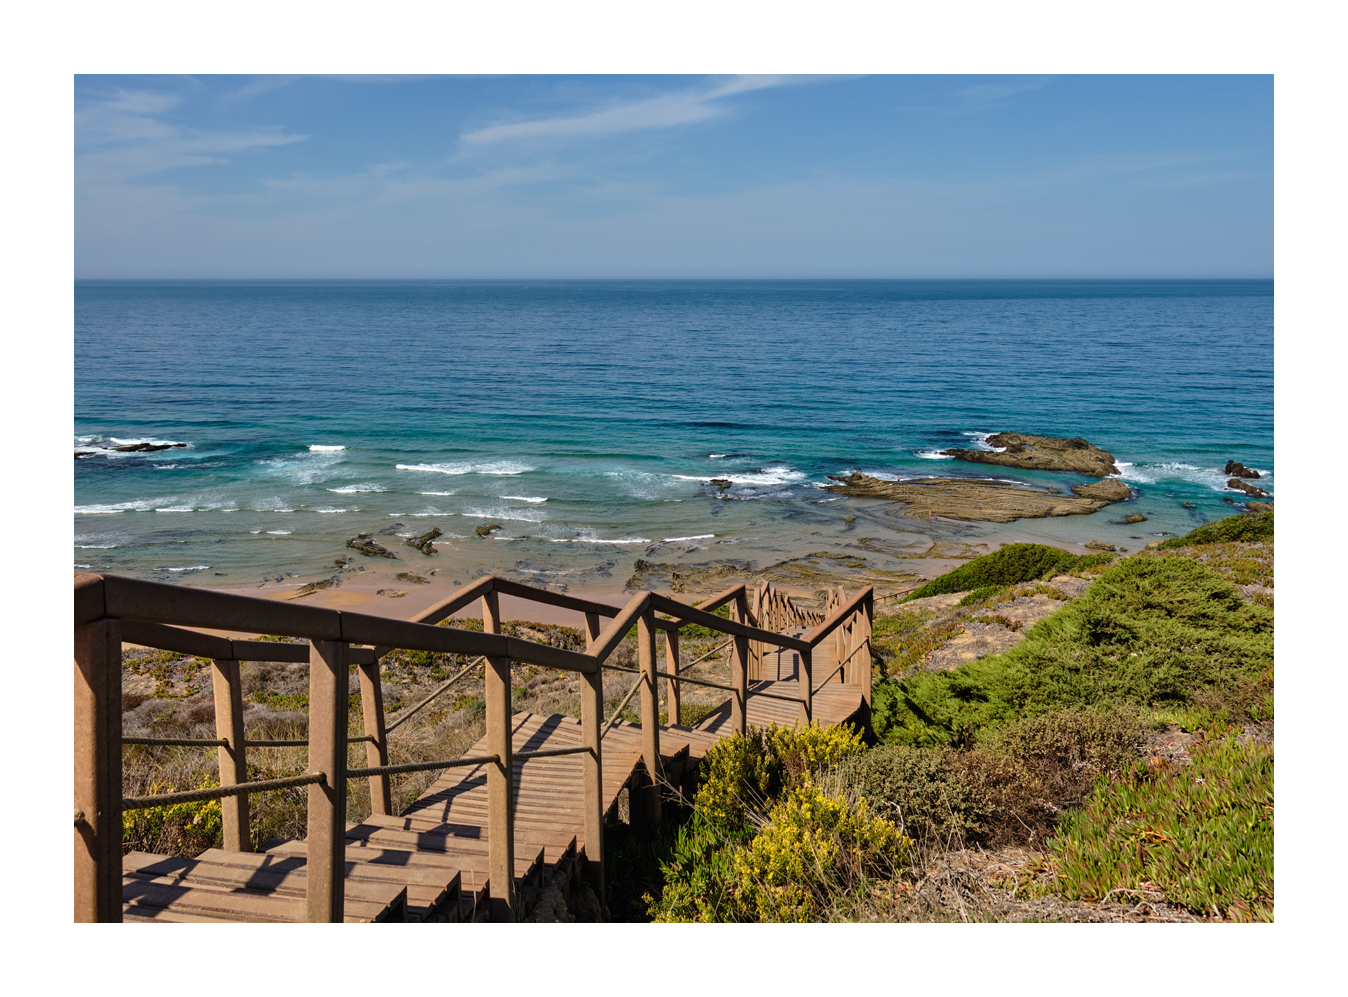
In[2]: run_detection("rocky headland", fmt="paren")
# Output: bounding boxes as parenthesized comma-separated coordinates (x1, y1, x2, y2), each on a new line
(822, 472, 1133, 523)
(942, 432, 1119, 477)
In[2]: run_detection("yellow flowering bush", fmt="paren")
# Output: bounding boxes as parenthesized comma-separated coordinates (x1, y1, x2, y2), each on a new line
(694, 728, 778, 833)
(733, 783, 910, 922)
(766, 721, 865, 781)
(122, 781, 223, 856)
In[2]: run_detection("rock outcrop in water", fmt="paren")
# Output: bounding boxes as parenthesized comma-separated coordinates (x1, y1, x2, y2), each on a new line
(406, 527, 443, 554)
(114, 442, 187, 453)
(822, 472, 1130, 523)
(1070, 478, 1133, 502)
(1225, 461, 1261, 479)
(942, 432, 1119, 477)
(1227, 479, 1270, 498)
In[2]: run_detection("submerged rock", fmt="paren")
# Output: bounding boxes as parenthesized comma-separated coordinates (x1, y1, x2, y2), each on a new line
(346, 534, 397, 558)
(1224, 460, 1261, 479)
(1110, 513, 1148, 525)
(475, 523, 502, 537)
(112, 442, 187, 453)
(822, 472, 1128, 523)
(941, 432, 1120, 477)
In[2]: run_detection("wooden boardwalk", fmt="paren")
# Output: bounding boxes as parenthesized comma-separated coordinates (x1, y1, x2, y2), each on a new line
(75, 572, 872, 922)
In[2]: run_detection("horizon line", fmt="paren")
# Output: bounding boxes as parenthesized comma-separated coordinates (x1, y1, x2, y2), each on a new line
(73, 274, 1275, 282)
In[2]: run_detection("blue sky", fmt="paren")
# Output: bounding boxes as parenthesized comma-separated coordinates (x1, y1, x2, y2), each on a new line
(74, 74, 1272, 278)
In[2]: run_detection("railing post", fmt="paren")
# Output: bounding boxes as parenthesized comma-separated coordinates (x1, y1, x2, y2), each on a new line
(581, 614, 605, 904)
(637, 608, 662, 825)
(748, 585, 763, 682)
(74, 618, 122, 922)
(861, 591, 874, 706)
(306, 638, 349, 923)
(358, 658, 393, 816)
(799, 646, 813, 726)
(210, 659, 250, 851)
(730, 591, 749, 736)
(482, 590, 516, 921)
(664, 628, 680, 727)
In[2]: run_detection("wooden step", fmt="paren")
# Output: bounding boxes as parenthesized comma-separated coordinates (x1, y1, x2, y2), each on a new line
(259, 840, 461, 923)
(122, 851, 404, 923)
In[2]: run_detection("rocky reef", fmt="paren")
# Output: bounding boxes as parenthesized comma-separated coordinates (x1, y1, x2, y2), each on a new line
(822, 472, 1132, 523)
(942, 432, 1119, 477)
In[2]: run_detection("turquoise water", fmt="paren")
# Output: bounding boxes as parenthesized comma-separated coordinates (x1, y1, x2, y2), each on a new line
(74, 279, 1273, 588)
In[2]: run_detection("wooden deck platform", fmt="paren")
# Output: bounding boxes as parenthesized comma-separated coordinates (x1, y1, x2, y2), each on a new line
(121, 673, 864, 922)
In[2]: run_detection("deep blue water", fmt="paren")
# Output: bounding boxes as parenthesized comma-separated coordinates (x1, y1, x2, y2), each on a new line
(74, 279, 1273, 585)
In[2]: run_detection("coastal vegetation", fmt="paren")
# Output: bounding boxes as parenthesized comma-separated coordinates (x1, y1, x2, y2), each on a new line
(632, 509, 1273, 921)
(900, 542, 1113, 601)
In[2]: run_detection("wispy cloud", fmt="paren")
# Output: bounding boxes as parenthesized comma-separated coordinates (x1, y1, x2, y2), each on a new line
(459, 75, 812, 148)
(76, 87, 306, 183)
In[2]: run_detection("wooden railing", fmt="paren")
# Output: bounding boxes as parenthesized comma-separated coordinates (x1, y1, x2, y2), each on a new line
(74, 571, 872, 923)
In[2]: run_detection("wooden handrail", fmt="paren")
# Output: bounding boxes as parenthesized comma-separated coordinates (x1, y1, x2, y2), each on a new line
(646, 592, 811, 651)
(802, 586, 874, 647)
(589, 592, 652, 663)
(121, 620, 379, 665)
(79, 574, 598, 674)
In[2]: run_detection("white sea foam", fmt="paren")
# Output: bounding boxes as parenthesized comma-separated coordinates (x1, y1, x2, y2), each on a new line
(75, 498, 163, 514)
(709, 454, 728, 459)
(663, 534, 714, 541)
(548, 533, 651, 544)
(328, 483, 385, 494)
(673, 468, 806, 486)
(462, 507, 549, 523)
(915, 450, 955, 460)
(252, 497, 296, 512)
(155, 506, 194, 513)
(397, 460, 534, 476)
(501, 495, 547, 503)
(1113, 461, 1252, 493)
(250, 530, 263, 534)
(76, 544, 118, 549)
(74, 564, 91, 569)
(312, 508, 347, 514)
(266, 530, 293, 535)
(417, 491, 457, 496)
(959, 431, 1005, 453)
(167, 565, 211, 572)
(308, 445, 346, 452)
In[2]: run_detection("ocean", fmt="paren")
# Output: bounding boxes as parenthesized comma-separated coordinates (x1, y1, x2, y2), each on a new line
(74, 279, 1273, 593)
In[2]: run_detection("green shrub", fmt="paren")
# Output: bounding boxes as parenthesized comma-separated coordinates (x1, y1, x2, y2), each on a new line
(1157, 510, 1273, 549)
(1052, 738, 1274, 920)
(835, 745, 990, 847)
(644, 818, 741, 922)
(903, 544, 1112, 601)
(873, 555, 1272, 747)
(957, 584, 1008, 607)
(676, 603, 733, 640)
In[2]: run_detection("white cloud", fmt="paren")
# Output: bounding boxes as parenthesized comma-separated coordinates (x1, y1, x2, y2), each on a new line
(459, 75, 809, 148)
